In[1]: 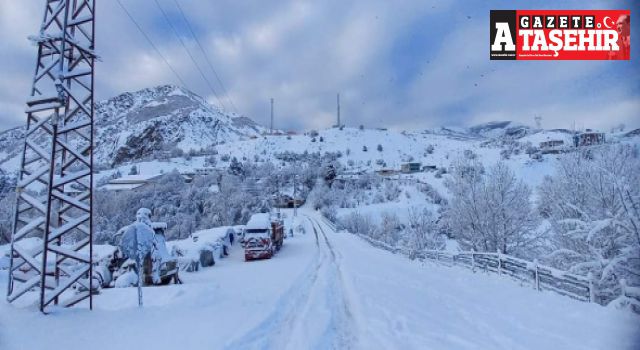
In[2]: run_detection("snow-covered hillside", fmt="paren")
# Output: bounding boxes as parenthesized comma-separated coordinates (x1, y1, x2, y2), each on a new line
(0, 85, 267, 168)
(84, 123, 639, 205)
(1, 85, 638, 192)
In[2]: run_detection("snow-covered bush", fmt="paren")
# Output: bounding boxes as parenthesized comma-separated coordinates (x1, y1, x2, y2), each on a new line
(417, 182, 446, 205)
(407, 207, 442, 250)
(321, 205, 338, 222)
(377, 212, 403, 244)
(463, 149, 476, 159)
(383, 181, 401, 201)
(426, 144, 435, 154)
(204, 155, 217, 167)
(0, 192, 14, 245)
(339, 212, 376, 237)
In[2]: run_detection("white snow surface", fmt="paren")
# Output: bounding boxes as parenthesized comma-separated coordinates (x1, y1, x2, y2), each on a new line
(246, 213, 272, 230)
(0, 209, 638, 350)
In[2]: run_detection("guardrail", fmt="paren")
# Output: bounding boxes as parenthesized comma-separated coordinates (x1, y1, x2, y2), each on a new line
(356, 233, 596, 302)
(321, 215, 639, 311)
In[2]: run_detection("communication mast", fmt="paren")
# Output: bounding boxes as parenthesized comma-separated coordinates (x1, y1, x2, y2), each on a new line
(337, 93, 341, 128)
(6, 0, 97, 313)
(270, 97, 274, 134)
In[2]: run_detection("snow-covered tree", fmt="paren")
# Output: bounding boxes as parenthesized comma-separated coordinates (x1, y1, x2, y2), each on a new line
(228, 157, 244, 176)
(538, 145, 640, 304)
(442, 159, 541, 256)
(324, 163, 337, 185)
(378, 212, 403, 244)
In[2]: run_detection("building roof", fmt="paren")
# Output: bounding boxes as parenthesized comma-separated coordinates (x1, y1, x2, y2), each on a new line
(101, 183, 147, 191)
(108, 174, 162, 184)
(246, 213, 271, 230)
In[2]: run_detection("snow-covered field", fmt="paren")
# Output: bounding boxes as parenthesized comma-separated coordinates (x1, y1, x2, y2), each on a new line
(1, 209, 637, 350)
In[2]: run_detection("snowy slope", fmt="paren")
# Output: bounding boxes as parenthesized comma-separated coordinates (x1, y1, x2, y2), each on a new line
(0, 209, 637, 350)
(0, 85, 267, 168)
(2, 84, 638, 193)
(94, 85, 267, 166)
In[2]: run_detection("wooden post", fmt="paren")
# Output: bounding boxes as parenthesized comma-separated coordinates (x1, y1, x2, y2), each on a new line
(587, 272, 595, 303)
(533, 259, 540, 291)
(270, 98, 274, 134)
(497, 250, 502, 276)
(471, 253, 476, 272)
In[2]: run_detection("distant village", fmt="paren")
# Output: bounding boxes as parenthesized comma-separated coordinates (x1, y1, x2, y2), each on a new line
(100, 129, 609, 196)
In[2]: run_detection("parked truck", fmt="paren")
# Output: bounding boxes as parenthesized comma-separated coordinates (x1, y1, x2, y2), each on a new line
(244, 213, 284, 261)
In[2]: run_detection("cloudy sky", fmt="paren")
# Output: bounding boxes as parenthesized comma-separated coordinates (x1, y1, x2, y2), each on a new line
(0, 0, 638, 132)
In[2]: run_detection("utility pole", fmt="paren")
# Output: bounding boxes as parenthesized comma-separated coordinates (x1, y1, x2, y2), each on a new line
(293, 175, 298, 217)
(270, 97, 274, 135)
(534, 115, 542, 129)
(337, 93, 341, 128)
(7, 0, 97, 313)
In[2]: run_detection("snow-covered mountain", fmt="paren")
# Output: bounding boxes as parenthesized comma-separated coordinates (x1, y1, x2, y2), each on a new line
(1, 85, 637, 175)
(0, 85, 267, 168)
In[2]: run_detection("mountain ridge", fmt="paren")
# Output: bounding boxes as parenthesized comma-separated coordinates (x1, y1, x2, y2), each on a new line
(0, 85, 266, 168)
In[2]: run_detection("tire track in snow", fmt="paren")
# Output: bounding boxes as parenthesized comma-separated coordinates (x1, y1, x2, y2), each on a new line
(225, 216, 357, 350)
(312, 216, 358, 350)
(223, 217, 323, 350)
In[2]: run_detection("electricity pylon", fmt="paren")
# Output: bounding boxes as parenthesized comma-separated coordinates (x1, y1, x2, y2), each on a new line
(6, 0, 97, 313)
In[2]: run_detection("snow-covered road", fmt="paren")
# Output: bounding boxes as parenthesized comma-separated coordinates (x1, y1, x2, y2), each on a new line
(225, 216, 357, 349)
(1, 209, 638, 350)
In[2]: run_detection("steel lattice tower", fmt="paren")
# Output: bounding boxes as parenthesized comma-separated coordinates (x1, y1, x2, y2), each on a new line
(6, 0, 96, 312)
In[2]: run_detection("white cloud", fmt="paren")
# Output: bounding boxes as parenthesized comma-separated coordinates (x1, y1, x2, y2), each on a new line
(0, 0, 637, 133)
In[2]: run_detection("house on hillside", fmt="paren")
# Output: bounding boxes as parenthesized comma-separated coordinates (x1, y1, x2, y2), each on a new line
(100, 174, 162, 192)
(539, 140, 564, 149)
(539, 140, 565, 154)
(573, 131, 606, 147)
(180, 167, 222, 183)
(401, 162, 422, 173)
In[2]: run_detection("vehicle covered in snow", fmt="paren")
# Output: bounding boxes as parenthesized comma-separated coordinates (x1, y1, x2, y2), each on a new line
(244, 213, 284, 261)
(169, 226, 238, 272)
(191, 226, 236, 256)
(108, 218, 180, 287)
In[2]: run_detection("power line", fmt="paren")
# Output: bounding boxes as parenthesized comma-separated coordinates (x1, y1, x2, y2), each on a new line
(171, 0, 240, 115)
(152, 0, 227, 110)
(115, 0, 190, 90)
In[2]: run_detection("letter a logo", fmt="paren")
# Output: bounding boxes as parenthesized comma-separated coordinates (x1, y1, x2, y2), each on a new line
(490, 10, 517, 60)
(492, 23, 515, 51)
